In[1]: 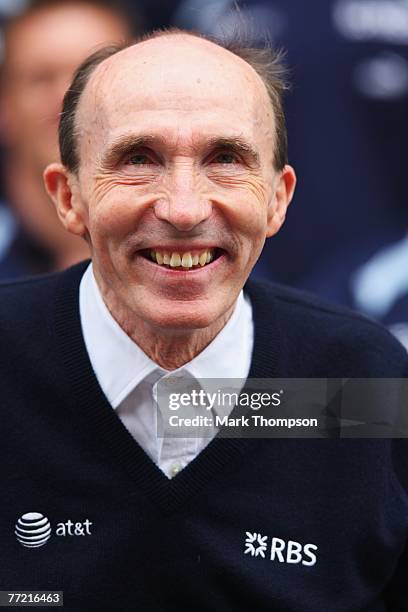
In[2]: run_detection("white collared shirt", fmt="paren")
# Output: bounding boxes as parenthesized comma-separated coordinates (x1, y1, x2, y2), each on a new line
(79, 263, 254, 478)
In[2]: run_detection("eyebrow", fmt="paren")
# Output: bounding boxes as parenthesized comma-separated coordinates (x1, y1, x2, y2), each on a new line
(99, 133, 261, 169)
(99, 135, 159, 169)
(205, 137, 261, 168)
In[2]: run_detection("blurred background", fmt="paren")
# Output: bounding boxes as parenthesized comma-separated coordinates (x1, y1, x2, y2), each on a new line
(0, 0, 407, 349)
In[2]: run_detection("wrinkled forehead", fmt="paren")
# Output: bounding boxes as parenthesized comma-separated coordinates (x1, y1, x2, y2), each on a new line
(76, 35, 274, 148)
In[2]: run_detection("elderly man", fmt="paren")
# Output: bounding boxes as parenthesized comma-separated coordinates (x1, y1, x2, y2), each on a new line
(0, 29, 407, 611)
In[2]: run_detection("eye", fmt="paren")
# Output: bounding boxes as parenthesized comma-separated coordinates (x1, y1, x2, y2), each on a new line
(212, 152, 238, 164)
(127, 153, 152, 165)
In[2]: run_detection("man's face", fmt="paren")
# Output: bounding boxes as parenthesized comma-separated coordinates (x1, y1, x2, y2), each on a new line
(64, 36, 296, 332)
(1, 2, 129, 169)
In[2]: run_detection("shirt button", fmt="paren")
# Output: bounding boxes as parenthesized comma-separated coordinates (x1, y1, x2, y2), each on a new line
(170, 463, 182, 477)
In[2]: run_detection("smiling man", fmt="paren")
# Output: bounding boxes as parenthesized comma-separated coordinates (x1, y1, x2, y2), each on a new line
(45, 31, 295, 369)
(1, 29, 407, 611)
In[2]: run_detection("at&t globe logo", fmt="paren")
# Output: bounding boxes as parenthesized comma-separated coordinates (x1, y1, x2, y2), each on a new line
(15, 512, 52, 548)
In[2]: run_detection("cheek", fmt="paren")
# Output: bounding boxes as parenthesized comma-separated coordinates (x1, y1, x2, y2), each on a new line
(86, 186, 147, 243)
(231, 185, 272, 260)
(213, 178, 270, 238)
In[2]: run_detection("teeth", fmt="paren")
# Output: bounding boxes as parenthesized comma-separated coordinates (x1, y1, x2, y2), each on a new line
(170, 252, 181, 267)
(149, 249, 216, 269)
(199, 252, 207, 266)
(181, 253, 193, 268)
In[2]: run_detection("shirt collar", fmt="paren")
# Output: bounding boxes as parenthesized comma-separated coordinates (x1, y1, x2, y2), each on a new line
(79, 263, 253, 409)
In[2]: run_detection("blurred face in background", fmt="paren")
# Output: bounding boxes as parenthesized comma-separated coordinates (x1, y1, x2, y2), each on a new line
(1, 2, 131, 170)
(0, 2, 131, 266)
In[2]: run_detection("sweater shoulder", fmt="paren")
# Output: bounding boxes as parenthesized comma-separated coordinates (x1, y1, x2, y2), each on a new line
(0, 262, 86, 334)
(246, 277, 390, 327)
(245, 279, 408, 376)
(0, 272, 59, 319)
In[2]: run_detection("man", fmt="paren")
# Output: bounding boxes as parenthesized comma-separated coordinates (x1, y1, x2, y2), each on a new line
(0, 30, 407, 611)
(0, 0, 136, 278)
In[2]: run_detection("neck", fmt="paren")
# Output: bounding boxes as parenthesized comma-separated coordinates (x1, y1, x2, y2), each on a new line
(128, 315, 233, 370)
(94, 271, 236, 370)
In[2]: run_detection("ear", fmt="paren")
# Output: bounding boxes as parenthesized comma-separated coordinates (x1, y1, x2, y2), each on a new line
(43, 163, 87, 237)
(266, 165, 297, 238)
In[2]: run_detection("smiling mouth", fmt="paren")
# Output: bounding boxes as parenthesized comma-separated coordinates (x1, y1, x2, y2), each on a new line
(140, 248, 224, 270)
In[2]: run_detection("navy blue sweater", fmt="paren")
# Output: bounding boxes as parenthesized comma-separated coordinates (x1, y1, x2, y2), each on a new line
(0, 261, 407, 611)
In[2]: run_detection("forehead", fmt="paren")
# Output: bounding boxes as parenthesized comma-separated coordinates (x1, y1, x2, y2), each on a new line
(78, 35, 274, 150)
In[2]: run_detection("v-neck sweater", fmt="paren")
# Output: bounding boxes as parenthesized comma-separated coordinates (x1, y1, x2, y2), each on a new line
(0, 260, 407, 612)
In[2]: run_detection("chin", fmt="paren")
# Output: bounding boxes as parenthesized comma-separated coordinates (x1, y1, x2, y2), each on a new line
(141, 301, 227, 333)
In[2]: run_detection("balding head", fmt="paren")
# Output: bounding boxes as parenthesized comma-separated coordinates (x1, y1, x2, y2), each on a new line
(60, 29, 289, 174)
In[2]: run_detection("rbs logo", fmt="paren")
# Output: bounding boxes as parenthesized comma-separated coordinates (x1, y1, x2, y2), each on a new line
(270, 537, 317, 566)
(244, 532, 317, 566)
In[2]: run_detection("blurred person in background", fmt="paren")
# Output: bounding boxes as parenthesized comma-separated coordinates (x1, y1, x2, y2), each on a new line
(0, 0, 138, 278)
(172, 0, 408, 348)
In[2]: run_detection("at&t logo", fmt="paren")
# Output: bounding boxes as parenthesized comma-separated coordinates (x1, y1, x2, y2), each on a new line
(15, 511, 93, 548)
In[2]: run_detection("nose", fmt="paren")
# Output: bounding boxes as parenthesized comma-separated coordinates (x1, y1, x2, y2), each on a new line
(153, 163, 212, 231)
